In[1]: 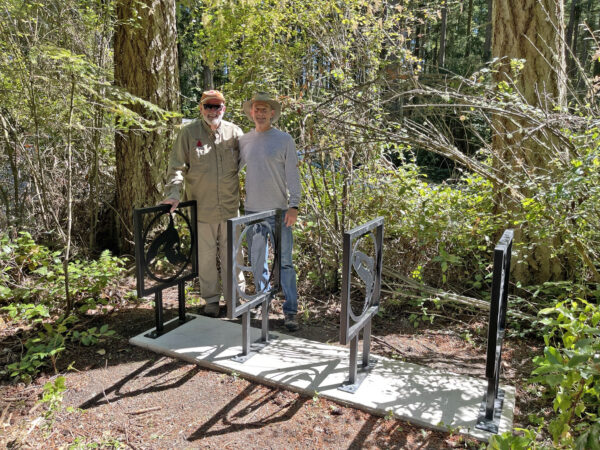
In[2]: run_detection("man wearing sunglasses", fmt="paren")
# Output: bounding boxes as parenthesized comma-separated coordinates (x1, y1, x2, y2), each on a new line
(162, 90, 244, 317)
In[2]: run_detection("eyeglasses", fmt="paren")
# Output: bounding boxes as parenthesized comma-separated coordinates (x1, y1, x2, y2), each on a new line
(203, 103, 224, 111)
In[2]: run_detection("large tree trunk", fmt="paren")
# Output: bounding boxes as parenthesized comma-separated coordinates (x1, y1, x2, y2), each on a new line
(492, 0, 567, 284)
(114, 0, 179, 253)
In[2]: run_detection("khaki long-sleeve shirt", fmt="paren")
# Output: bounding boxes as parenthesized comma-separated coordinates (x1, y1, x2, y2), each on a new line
(165, 119, 243, 223)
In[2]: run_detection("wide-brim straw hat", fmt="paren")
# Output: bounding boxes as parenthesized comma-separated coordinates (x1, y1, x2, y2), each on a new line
(242, 92, 281, 123)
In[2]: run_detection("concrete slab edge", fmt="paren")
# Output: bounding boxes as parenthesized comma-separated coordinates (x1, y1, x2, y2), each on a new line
(128, 316, 514, 443)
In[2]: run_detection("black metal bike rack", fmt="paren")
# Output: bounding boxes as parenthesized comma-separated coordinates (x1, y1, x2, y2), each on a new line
(339, 217, 384, 393)
(226, 210, 281, 362)
(476, 229, 514, 433)
(133, 201, 198, 338)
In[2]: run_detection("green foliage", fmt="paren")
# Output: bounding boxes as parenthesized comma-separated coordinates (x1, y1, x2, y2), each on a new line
(3, 314, 116, 382)
(529, 299, 600, 447)
(298, 156, 503, 295)
(495, 299, 600, 449)
(1, 303, 50, 323)
(0, 232, 125, 310)
(72, 324, 115, 346)
(0, 232, 122, 382)
(4, 315, 75, 382)
(39, 375, 67, 425)
(488, 426, 543, 450)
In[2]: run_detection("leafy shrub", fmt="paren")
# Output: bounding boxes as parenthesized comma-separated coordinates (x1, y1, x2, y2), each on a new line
(0, 233, 124, 382)
(3, 315, 117, 382)
(531, 299, 600, 447)
(1, 303, 50, 323)
(39, 375, 67, 426)
(4, 315, 76, 382)
(298, 157, 504, 296)
(0, 232, 125, 310)
(72, 324, 116, 346)
(491, 299, 600, 449)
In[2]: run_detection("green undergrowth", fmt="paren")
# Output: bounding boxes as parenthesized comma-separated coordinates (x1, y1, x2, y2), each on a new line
(489, 299, 600, 449)
(1, 232, 126, 382)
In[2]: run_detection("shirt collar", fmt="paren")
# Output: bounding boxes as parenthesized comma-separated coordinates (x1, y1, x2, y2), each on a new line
(200, 118, 222, 135)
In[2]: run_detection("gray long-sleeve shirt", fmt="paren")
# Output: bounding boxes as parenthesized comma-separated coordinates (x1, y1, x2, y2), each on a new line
(239, 128, 301, 211)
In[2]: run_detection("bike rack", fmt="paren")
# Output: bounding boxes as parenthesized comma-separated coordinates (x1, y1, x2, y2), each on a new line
(133, 201, 198, 338)
(339, 217, 384, 393)
(226, 210, 282, 362)
(476, 229, 514, 433)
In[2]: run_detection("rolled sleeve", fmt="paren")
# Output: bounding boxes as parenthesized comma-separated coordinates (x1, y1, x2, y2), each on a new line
(164, 127, 189, 200)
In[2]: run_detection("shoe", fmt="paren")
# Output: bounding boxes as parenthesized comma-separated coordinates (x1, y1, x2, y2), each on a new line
(203, 302, 220, 318)
(284, 314, 299, 332)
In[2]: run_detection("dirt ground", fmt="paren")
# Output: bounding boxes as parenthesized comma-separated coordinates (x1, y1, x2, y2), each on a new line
(0, 290, 540, 449)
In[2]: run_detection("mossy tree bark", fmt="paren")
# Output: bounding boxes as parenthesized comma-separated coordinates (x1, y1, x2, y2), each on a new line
(492, 0, 567, 284)
(114, 0, 180, 253)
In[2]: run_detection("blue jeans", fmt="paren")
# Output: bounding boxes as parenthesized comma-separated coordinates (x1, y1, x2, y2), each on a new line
(246, 210, 298, 316)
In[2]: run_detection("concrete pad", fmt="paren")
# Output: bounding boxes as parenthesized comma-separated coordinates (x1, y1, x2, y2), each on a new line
(130, 314, 514, 442)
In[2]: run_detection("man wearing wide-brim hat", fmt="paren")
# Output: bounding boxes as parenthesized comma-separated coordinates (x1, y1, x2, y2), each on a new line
(239, 92, 301, 331)
(162, 89, 244, 318)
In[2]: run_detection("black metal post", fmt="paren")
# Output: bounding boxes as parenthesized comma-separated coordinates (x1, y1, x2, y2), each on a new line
(476, 229, 514, 434)
(339, 217, 384, 393)
(226, 218, 235, 310)
(261, 299, 269, 342)
(242, 311, 250, 356)
(349, 336, 358, 385)
(178, 280, 186, 322)
(362, 320, 371, 368)
(155, 290, 163, 335)
(340, 230, 352, 346)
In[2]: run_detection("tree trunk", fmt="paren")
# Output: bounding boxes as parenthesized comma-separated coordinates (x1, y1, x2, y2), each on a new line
(565, 0, 582, 76)
(88, 1, 112, 251)
(492, 0, 567, 284)
(464, 0, 474, 57)
(114, 0, 180, 253)
(595, 8, 600, 76)
(438, 2, 448, 68)
(483, 0, 493, 61)
(203, 66, 214, 90)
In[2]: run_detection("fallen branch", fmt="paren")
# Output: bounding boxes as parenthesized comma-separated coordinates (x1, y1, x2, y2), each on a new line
(371, 335, 408, 355)
(0, 404, 9, 425)
(382, 267, 537, 323)
(28, 402, 41, 415)
(126, 406, 161, 415)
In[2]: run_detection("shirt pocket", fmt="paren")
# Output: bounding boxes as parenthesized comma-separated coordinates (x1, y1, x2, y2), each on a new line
(190, 144, 213, 172)
(222, 144, 239, 175)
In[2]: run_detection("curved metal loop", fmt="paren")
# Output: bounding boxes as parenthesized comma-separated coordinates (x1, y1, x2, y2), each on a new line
(348, 231, 377, 322)
(235, 220, 276, 301)
(142, 209, 193, 283)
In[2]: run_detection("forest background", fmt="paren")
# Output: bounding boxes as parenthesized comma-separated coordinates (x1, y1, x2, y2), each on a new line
(1, 0, 600, 447)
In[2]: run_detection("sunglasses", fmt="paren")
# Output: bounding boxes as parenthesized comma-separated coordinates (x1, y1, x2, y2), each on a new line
(203, 103, 224, 111)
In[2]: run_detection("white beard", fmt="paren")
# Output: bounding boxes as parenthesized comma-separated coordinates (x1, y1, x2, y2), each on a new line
(203, 116, 221, 127)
